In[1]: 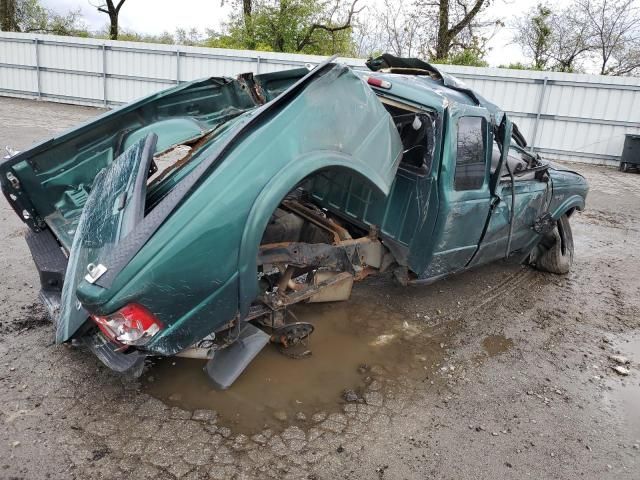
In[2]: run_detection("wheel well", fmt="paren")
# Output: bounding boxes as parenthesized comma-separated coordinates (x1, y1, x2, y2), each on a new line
(560, 203, 583, 219)
(237, 164, 392, 318)
(250, 167, 406, 316)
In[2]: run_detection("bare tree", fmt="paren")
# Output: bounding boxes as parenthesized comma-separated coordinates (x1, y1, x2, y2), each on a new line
(93, 0, 127, 40)
(352, 0, 422, 57)
(451, 2, 502, 59)
(379, 0, 422, 57)
(548, 7, 592, 72)
(352, 9, 382, 57)
(355, 0, 496, 62)
(577, 0, 640, 75)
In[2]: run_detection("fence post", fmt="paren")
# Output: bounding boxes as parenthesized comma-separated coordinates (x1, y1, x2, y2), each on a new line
(256, 55, 261, 74)
(530, 76, 548, 151)
(176, 48, 180, 84)
(34, 38, 41, 100)
(102, 44, 108, 107)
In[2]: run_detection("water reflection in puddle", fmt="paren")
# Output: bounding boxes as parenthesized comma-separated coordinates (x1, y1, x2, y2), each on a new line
(482, 334, 514, 356)
(143, 301, 442, 433)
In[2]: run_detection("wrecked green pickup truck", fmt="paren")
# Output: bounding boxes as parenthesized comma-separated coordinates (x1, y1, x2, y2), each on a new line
(0, 54, 588, 388)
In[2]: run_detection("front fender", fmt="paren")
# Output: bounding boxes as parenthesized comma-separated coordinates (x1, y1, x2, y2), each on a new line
(551, 194, 585, 220)
(237, 151, 394, 317)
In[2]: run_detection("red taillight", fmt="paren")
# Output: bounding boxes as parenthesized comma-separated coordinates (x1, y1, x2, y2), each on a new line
(364, 76, 392, 89)
(91, 304, 163, 347)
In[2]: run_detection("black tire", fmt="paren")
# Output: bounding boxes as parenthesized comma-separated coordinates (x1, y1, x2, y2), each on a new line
(621, 162, 630, 173)
(534, 214, 574, 274)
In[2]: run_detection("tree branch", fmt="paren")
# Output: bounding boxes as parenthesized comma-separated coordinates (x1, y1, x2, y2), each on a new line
(448, 0, 487, 38)
(296, 0, 361, 51)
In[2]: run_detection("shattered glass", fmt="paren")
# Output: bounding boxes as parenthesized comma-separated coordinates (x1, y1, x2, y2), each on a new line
(56, 134, 155, 343)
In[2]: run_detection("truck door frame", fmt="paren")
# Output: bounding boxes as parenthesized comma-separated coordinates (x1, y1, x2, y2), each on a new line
(469, 120, 551, 267)
(418, 103, 494, 280)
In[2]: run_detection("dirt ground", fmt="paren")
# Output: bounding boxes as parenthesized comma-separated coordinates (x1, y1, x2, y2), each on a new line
(1, 96, 639, 480)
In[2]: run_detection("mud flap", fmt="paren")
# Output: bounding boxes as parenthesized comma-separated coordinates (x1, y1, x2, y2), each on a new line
(82, 332, 146, 376)
(204, 323, 270, 390)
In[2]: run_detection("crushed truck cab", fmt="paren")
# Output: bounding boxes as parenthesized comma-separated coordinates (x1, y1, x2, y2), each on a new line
(0, 54, 588, 388)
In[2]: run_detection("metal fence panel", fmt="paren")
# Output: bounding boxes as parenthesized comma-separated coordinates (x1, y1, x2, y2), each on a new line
(0, 31, 638, 165)
(0, 64, 36, 95)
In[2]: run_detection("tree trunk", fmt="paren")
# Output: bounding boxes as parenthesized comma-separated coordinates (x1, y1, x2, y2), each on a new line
(109, 13, 118, 40)
(273, 0, 286, 52)
(97, 1, 126, 41)
(242, 0, 255, 49)
(243, 0, 252, 18)
(433, 0, 486, 61)
(435, 0, 451, 60)
(1, 0, 17, 32)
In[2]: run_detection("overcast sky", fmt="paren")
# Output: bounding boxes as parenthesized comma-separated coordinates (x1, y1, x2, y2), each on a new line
(43, 0, 571, 67)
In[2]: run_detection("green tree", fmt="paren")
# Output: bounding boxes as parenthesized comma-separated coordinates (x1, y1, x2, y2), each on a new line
(513, 3, 553, 70)
(438, 47, 488, 67)
(175, 27, 204, 46)
(497, 62, 544, 70)
(210, 0, 361, 55)
(112, 29, 176, 44)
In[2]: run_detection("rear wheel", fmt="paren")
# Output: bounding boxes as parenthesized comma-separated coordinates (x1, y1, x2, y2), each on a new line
(534, 214, 574, 274)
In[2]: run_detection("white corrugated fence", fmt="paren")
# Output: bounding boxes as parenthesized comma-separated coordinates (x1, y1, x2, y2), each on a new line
(1, 31, 639, 165)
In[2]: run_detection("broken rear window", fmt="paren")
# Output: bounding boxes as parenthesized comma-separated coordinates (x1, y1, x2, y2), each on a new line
(383, 102, 436, 175)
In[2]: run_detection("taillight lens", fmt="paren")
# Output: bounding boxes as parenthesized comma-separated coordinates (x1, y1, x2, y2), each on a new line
(364, 76, 392, 89)
(91, 304, 162, 347)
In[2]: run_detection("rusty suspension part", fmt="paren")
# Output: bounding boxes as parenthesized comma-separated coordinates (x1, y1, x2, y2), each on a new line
(258, 198, 387, 310)
(281, 200, 351, 244)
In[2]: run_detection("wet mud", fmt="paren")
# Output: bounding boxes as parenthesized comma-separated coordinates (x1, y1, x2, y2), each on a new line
(144, 301, 444, 433)
(608, 337, 640, 440)
(0, 302, 48, 335)
(482, 334, 514, 356)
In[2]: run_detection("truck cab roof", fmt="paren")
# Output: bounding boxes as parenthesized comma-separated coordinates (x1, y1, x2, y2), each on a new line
(356, 53, 503, 120)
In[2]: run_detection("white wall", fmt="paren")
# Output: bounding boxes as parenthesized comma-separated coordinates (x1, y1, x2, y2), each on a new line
(1, 31, 639, 166)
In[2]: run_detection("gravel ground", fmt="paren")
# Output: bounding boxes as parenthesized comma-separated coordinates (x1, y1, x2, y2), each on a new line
(1, 96, 639, 480)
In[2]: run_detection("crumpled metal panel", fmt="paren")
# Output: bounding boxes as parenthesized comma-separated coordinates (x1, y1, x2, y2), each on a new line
(70, 62, 402, 355)
(57, 134, 155, 342)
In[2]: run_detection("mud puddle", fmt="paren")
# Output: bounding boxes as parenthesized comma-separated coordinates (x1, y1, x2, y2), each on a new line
(482, 334, 514, 356)
(143, 301, 443, 433)
(609, 337, 640, 439)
